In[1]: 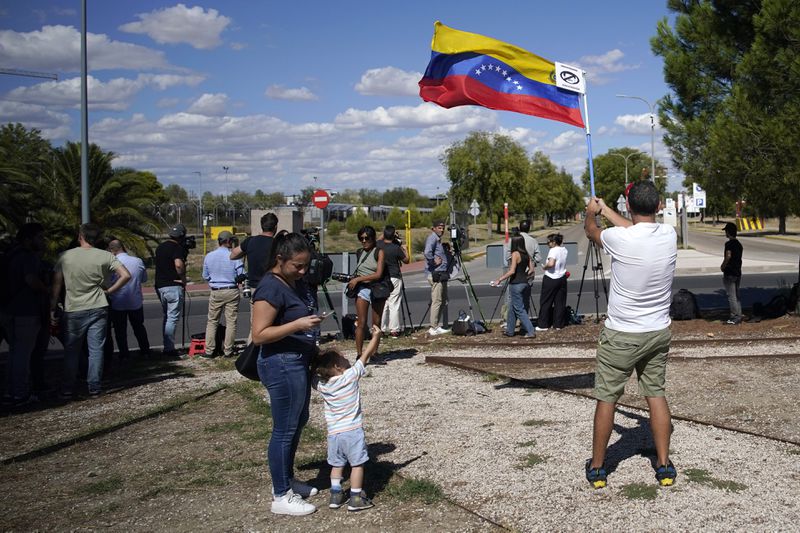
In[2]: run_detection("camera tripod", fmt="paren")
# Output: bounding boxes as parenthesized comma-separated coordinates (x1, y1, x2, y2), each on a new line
(488, 277, 539, 325)
(575, 239, 608, 323)
(417, 246, 486, 329)
(318, 281, 344, 340)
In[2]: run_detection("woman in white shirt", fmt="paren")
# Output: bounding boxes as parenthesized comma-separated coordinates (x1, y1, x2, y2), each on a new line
(537, 233, 568, 330)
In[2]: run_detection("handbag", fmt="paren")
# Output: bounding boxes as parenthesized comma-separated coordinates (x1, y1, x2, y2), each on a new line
(370, 277, 393, 300)
(235, 342, 260, 381)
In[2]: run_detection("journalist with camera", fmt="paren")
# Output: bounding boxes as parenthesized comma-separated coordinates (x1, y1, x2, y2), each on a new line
(202, 231, 244, 358)
(154, 224, 190, 358)
(424, 220, 449, 335)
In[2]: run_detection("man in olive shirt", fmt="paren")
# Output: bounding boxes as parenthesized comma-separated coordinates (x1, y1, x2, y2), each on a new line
(51, 224, 131, 399)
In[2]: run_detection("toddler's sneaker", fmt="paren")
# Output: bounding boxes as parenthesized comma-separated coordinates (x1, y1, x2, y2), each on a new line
(347, 492, 374, 512)
(271, 489, 316, 516)
(290, 478, 318, 498)
(585, 459, 607, 489)
(654, 461, 677, 487)
(329, 489, 347, 509)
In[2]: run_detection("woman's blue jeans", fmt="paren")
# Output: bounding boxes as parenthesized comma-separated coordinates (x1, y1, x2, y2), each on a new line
(507, 282, 535, 336)
(258, 351, 311, 497)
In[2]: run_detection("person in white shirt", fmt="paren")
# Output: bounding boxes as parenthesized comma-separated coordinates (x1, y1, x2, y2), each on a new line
(107, 240, 150, 358)
(583, 180, 678, 490)
(536, 233, 568, 330)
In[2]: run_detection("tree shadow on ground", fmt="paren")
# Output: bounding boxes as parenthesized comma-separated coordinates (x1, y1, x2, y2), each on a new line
(298, 441, 427, 496)
(685, 285, 793, 319)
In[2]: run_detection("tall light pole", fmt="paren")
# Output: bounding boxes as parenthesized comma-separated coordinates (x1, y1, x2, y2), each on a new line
(609, 151, 635, 186)
(222, 166, 229, 203)
(193, 171, 206, 253)
(616, 94, 656, 184)
(80, 0, 89, 223)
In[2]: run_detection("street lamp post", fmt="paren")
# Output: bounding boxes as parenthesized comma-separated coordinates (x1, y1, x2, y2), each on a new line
(609, 151, 635, 186)
(222, 166, 229, 203)
(616, 94, 656, 183)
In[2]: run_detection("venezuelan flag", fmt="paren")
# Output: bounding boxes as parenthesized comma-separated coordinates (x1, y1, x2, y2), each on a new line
(419, 22, 585, 128)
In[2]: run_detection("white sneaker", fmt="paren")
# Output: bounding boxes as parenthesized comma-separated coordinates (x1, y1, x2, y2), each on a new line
(271, 489, 316, 516)
(430, 326, 450, 335)
(427, 327, 438, 335)
(535, 326, 549, 332)
(290, 478, 319, 498)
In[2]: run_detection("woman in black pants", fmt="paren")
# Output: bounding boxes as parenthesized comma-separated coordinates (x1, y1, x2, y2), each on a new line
(537, 233, 568, 330)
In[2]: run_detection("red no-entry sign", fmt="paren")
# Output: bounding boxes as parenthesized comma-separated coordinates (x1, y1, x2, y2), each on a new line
(312, 189, 330, 209)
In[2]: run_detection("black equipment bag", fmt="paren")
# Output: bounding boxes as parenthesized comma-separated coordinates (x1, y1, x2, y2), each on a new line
(670, 289, 699, 320)
(342, 313, 357, 339)
(304, 252, 333, 286)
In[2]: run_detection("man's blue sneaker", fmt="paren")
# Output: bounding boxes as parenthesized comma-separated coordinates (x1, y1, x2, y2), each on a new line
(585, 459, 607, 489)
(655, 461, 677, 486)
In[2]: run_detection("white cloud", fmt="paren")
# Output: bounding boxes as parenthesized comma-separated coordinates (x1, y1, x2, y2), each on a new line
(187, 93, 229, 116)
(354, 67, 422, 97)
(335, 102, 494, 130)
(157, 97, 181, 108)
(119, 3, 231, 49)
(614, 113, 660, 135)
(4, 74, 205, 111)
(574, 49, 639, 85)
(540, 130, 585, 153)
(264, 85, 318, 101)
(0, 25, 172, 72)
(0, 101, 71, 139)
(229, 42, 247, 51)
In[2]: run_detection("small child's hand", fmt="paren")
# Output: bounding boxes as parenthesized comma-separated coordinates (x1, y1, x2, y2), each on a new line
(371, 324, 382, 337)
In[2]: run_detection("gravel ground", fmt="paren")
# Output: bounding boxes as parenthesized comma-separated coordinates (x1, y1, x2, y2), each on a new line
(2, 315, 800, 531)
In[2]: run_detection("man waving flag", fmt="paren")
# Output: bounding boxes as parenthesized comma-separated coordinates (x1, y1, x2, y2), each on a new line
(419, 21, 585, 128)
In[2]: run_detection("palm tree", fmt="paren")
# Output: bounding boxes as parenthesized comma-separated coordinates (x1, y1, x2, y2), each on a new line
(41, 141, 166, 256)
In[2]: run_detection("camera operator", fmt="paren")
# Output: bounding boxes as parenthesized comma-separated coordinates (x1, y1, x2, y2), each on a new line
(424, 220, 449, 335)
(154, 224, 188, 358)
(202, 231, 244, 358)
(377, 225, 409, 336)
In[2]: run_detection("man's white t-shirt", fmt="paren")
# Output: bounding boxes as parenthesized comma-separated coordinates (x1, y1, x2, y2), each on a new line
(601, 223, 677, 333)
(544, 246, 568, 279)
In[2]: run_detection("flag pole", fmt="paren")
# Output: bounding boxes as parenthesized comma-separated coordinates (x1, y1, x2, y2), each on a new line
(580, 75, 596, 197)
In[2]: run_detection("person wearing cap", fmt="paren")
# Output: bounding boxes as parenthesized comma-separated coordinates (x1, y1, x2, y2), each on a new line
(202, 231, 244, 357)
(423, 220, 449, 335)
(154, 224, 188, 357)
(720, 222, 743, 325)
(583, 180, 678, 489)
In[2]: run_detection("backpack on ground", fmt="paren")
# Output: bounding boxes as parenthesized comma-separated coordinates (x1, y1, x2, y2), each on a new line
(670, 289, 699, 320)
(753, 294, 789, 320)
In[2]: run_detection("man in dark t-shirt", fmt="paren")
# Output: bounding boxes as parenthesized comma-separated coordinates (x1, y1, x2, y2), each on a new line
(721, 222, 743, 325)
(230, 212, 278, 288)
(154, 224, 187, 356)
(376, 225, 409, 336)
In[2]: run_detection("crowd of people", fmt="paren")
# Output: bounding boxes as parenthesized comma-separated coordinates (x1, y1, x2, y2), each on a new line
(3, 184, 718, 513)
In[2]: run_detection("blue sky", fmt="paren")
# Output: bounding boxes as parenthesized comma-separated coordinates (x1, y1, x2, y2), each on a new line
(0, 1, 682, 199)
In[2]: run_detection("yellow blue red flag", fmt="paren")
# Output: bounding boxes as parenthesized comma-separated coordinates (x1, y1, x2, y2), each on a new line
(419, 22, 585, 128)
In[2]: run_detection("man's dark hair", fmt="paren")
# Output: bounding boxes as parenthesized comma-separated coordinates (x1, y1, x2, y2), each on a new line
(383, 225, 396, 240)
(627, 180, 660, 216)
(260, 213, 278, 233)
(16, 222, 44, 242)
(519, 220, 531, 233)
(723, 222, 737, 237)
(79, 223, 103, 247)
(547, 233, 564, 246)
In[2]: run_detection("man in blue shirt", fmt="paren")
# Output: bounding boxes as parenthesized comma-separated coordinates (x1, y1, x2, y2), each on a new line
(202, 231, 244, 357)
(107, 239, 150, 358)
(423, 220, 449, 335)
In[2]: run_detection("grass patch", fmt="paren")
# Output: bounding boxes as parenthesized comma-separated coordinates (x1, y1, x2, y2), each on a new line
(385, 477, 444, 503)
(621, 483, 658, 500)
(788, 448, 800, 456)
(684, 468, 747, 492)
(522, 419, 551, 427)
(78, 475, 124, 495)
(300, 424, 327, 445)
(518, 453, 546, 468)
(483, 373, 502, 382)
(517, 440, 536, 448)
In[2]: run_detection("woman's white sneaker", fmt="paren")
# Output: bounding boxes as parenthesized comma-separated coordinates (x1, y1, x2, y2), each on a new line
(271, 489, 316, 516)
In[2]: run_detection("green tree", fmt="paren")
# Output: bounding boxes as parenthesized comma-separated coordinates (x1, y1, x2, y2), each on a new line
(0, 123, 54, 238)
(40, 142, 165, 256)
(385, 207, 407, 228)
(381, 187, 432, 208)
(253, 189, 284, 208)
(442, 131, 529, 234)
